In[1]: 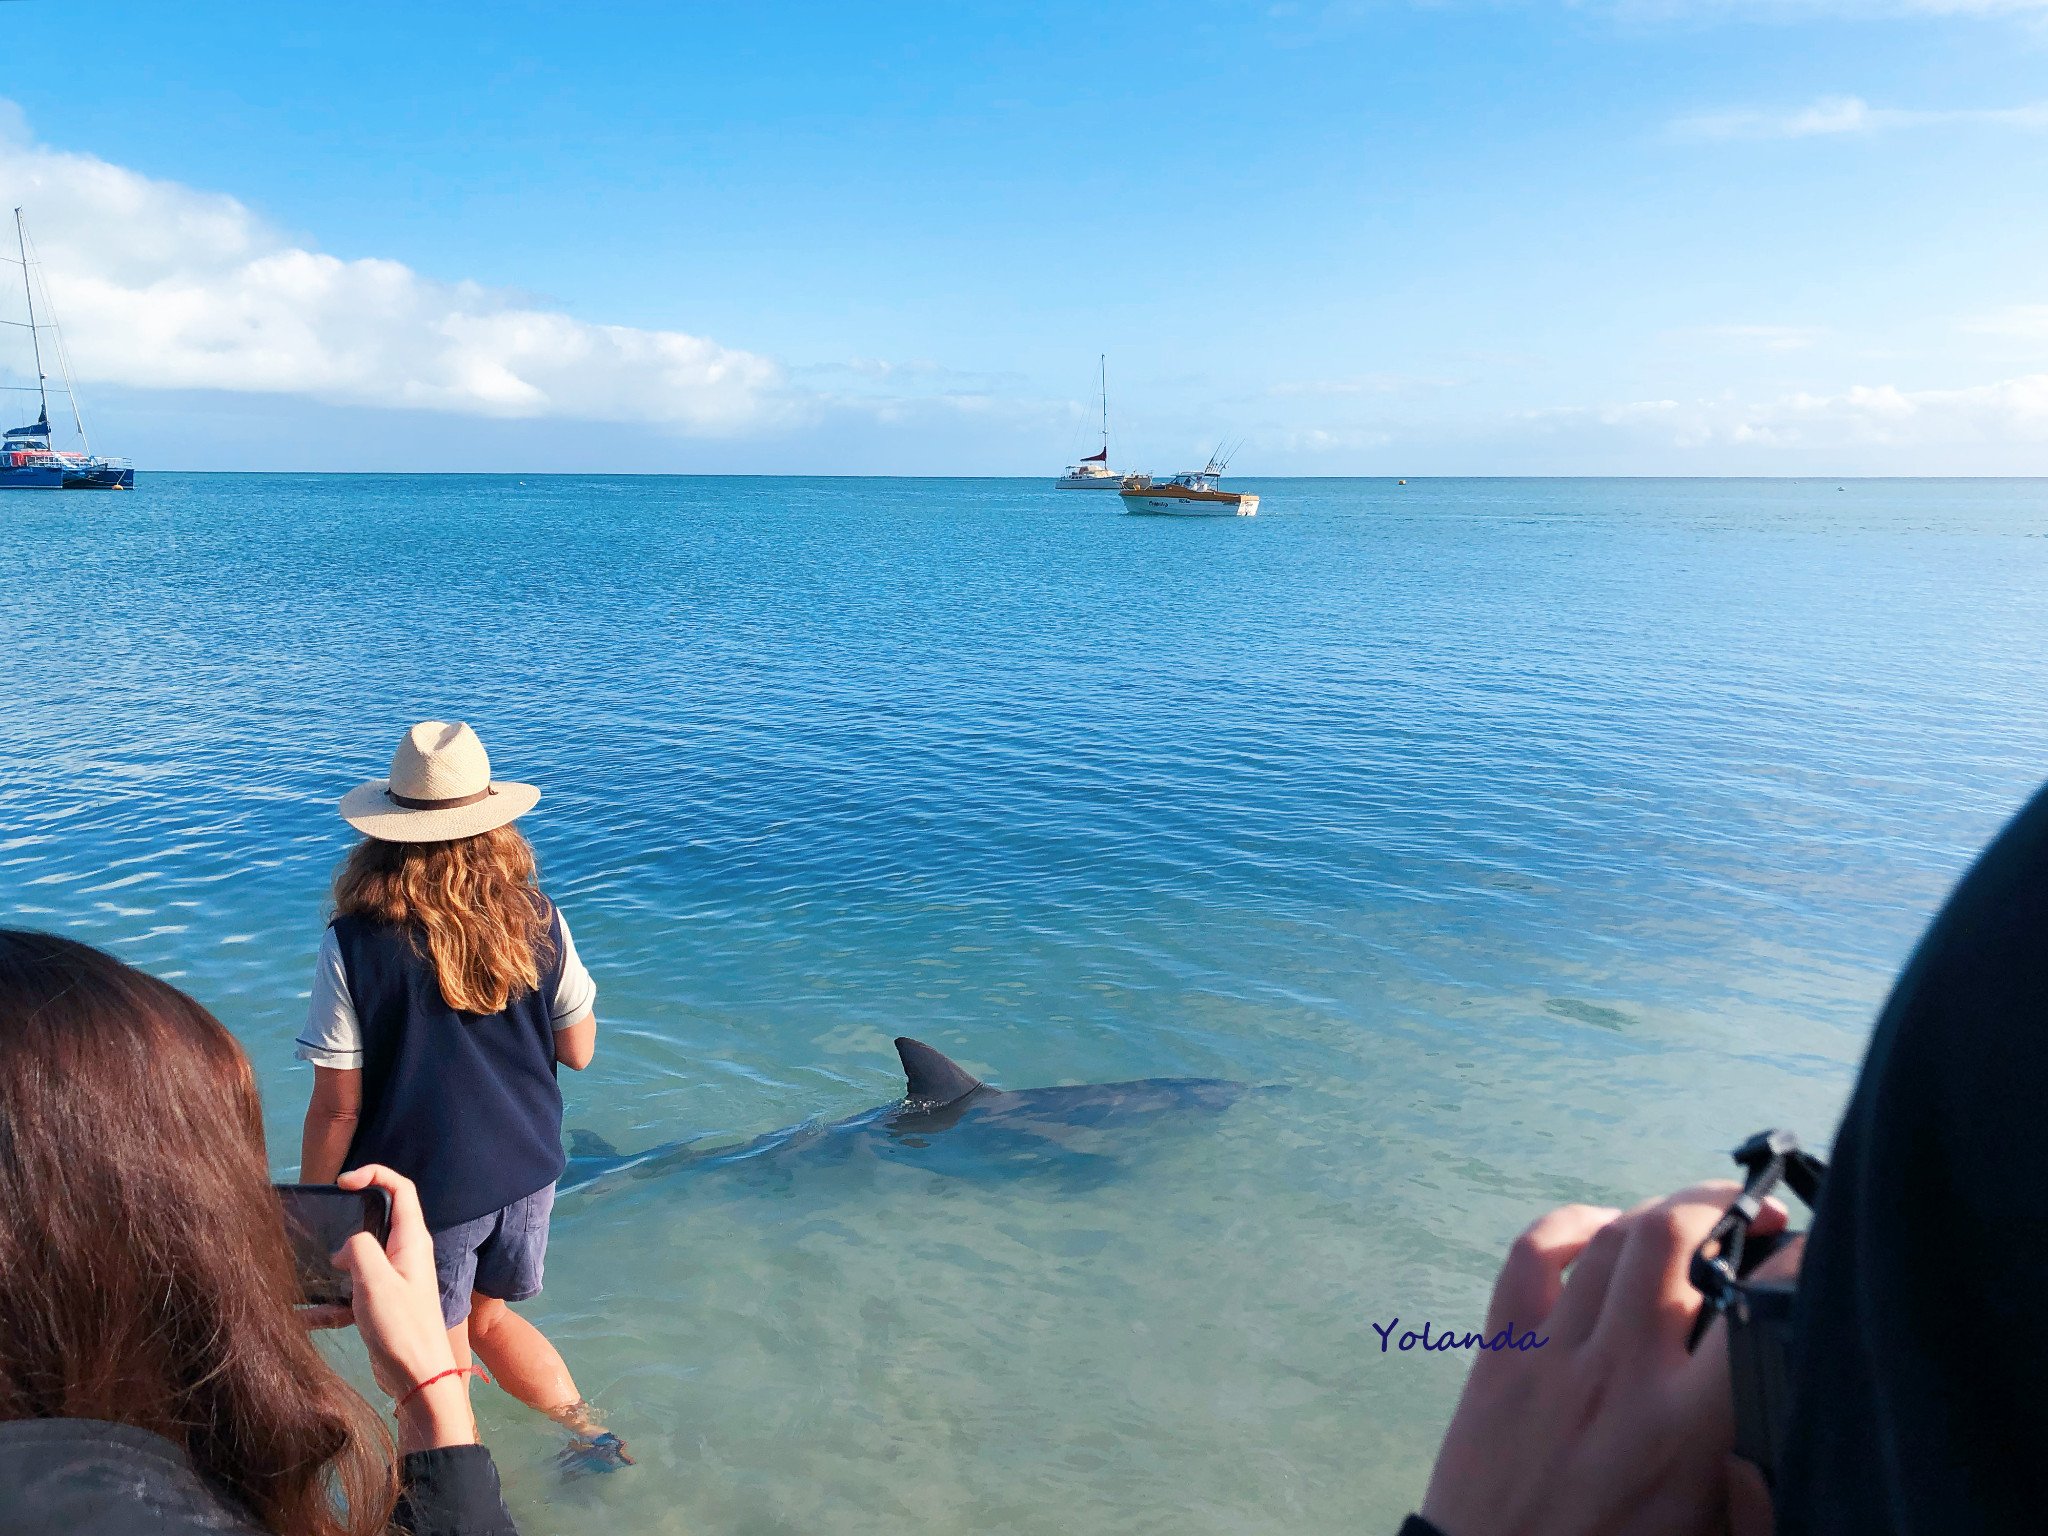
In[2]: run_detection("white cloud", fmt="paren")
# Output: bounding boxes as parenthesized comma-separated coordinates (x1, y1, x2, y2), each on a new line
(1273, 426, 1397, 453)
(1701, 324, 1823, 351)
(0, 106, 782, 430)
(1611, 0, 2048, 19)
(1674, 94, 2048, 140)
(1533, 373, 2048, 449)
(1885, 0, 2048, 11)
(789, 357, 1035, 402)
(1960, 304, 2048, 338)
(1266, 373, 1464, 397)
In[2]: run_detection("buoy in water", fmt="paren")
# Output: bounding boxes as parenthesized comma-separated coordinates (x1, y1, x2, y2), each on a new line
(1398, 479, 1407, 485)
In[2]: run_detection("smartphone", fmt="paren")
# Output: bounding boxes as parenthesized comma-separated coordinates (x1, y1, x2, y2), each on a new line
(275, 1183, 393, 1305)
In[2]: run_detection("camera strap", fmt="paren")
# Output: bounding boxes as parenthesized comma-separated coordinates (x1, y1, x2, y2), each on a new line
(1686, 1129, 1828, 1351)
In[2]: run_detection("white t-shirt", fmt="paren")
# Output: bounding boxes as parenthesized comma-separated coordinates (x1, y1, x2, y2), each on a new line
(295, 909, 598, 1071)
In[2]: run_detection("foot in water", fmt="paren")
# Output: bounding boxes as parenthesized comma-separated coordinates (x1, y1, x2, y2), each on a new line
(556, 1432, 634, 1480)
(545, 1399, 634, 1480)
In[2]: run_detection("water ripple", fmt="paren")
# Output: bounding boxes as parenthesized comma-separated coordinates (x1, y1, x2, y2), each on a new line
(2, 475, 2045, 1532)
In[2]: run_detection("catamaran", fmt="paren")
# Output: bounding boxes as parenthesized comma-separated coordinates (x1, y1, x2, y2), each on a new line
(1, 208, 132, 490)
(1055, 355, 1121, 488)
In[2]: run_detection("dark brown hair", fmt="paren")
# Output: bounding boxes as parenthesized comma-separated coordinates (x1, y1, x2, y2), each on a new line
(332, 824, 553, 1015)
(0, 930, 397, 1536)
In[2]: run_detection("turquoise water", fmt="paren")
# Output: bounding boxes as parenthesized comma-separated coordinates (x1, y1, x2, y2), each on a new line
(3, 475, 2045, 1532)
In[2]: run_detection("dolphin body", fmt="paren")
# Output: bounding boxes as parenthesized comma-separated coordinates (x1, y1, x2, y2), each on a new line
(559, 1037, 1247, 1195)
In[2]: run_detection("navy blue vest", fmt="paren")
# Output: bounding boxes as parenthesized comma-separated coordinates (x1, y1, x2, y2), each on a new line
(334, 905, 568, 1231)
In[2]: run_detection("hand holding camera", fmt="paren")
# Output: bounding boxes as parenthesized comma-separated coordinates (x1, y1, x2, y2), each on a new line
(290, 1165, 478, 1452)
(1417, 1182, 1790, 1536)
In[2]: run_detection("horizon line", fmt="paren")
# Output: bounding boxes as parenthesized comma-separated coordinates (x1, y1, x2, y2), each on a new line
(102, 470, 2048, 482)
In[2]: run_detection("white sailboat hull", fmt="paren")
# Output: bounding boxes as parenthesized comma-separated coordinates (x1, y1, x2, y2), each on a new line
(1055, 473, 1123, 489)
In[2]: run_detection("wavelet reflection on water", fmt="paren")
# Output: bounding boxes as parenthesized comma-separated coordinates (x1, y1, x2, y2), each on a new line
(2, 475, 2045, 1532)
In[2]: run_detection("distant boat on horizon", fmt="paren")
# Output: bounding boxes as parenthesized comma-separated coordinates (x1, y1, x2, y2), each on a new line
(0, 208, 133, 491)
(1055, 354, 1121, 489)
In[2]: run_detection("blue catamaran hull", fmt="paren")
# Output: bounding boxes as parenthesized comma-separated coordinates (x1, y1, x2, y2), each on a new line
(0, 460, 62, 488)
(62, 462, 133, 489)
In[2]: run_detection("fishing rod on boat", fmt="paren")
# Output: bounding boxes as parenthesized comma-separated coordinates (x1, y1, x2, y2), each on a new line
(1205, 438, 1245, 475)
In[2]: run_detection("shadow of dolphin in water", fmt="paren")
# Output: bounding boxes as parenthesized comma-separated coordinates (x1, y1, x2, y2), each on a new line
(560, 1037, 1251, 1195)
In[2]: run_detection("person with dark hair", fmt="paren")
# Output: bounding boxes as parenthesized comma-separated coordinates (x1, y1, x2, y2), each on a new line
(297, 720, 625, 1472)
(1397, 779, 2048, 1536)
(0, 928, 517, 1536)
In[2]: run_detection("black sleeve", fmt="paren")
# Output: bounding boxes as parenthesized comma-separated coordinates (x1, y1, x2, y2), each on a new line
(1396, 1517, 1449, 1536)
(1774, 779, 2048, 1535)
(392, 1445, 518, 1536)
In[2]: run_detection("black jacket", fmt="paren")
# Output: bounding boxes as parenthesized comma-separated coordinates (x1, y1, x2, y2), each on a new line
(0, 1418, 518, 1536)
(1774, 779, 2048, 1534)
(1391, 784, 2048, 1536)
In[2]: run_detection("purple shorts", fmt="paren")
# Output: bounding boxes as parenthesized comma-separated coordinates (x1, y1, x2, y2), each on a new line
(430, 1183, 556, 1329)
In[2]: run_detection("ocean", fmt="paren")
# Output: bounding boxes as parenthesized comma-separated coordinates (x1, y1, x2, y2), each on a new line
(3, 474, 2043, 1533)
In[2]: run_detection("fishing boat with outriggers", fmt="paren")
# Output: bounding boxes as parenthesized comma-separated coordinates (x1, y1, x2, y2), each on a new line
(1054, 355, 1122, 489)
(1, 208, 132, 490)
(1118, 445, 1257, 517)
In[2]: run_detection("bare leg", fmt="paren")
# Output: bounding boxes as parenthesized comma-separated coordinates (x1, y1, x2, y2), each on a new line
(462, 1292, 604, 1436)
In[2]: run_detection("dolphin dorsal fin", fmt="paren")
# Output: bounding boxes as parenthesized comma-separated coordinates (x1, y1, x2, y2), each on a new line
(568, 1129, 620, 1158)
(895, 1037, 983, 1107)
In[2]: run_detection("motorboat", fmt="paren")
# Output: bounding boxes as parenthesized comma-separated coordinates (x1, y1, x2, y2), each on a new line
(1118, 469, 1256, 515)
(1, 208, 133, 490)
(1118, 447, 1257, 516)
(1055, 354, 1121, 488)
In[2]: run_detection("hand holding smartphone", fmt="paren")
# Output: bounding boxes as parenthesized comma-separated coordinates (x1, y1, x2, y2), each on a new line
(275, 1183, 393, 1305)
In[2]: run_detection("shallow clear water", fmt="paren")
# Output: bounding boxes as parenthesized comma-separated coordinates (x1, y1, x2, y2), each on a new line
(3, 475, 2044, 1533)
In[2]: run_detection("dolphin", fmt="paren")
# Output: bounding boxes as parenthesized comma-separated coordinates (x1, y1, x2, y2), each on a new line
(559, 1037, 1249, 1195)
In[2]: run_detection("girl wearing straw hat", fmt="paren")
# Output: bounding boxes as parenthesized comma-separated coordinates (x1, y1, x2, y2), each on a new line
(296, 721, 631, 1477)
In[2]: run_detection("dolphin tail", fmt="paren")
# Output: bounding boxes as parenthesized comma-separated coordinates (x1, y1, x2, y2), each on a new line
(568, 1129, 621, 1159)
(895, 1037, 984, 1107)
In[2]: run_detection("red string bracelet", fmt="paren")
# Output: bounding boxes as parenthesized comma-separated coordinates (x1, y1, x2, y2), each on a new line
(393, 1365, 484, 1415)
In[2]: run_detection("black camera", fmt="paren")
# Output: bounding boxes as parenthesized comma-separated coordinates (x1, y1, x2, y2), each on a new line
(1686, 1129, 1827, 1488)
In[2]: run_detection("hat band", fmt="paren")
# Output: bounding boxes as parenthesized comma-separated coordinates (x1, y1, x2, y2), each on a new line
(385, 785, 496, 811)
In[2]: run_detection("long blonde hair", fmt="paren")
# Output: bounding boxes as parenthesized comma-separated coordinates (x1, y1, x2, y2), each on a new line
(332, 825, 554, 1015)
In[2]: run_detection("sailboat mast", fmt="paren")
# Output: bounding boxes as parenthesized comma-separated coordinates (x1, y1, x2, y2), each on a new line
(14, 208, 47, 428)
(1099, 354, 1108, 453)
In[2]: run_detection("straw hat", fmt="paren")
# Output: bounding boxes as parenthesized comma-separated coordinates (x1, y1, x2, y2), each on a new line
(338, 721, 540, 843)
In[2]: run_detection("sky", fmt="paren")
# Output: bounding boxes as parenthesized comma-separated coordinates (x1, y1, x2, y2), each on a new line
(2, 0, 2045, 475)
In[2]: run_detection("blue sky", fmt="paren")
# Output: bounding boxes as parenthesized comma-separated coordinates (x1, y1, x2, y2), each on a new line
(4, 0, 2046, 473)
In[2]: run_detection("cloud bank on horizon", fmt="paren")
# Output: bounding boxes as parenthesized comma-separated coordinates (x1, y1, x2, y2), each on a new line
(0, 105, 783, 433)
(1674, 94, 2048, 138)
(1539, 375, 2048, 450)
(1, 87, 2045, 473)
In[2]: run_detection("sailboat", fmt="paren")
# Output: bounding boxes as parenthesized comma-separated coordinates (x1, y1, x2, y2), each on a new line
(1054, 355, 1121, 488)
(1, 208, 132, 490)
